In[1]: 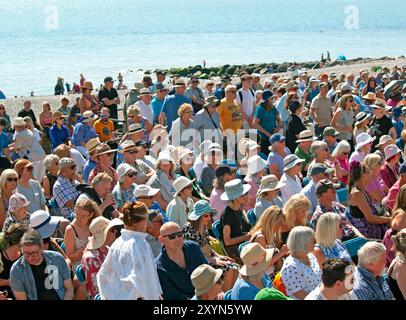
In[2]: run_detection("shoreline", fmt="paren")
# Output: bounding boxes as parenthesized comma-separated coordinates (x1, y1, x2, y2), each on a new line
(1, 55, 406, 120)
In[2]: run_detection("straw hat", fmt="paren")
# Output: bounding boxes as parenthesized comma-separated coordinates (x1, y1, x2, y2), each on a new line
(134, 185, 160, 198)
(57, 157, 75, 174)
(85, 138, 102, 154)
(81, 81, 94, 90)
(354, 112, 370, 126)
(376, 135, 395, 148)
(128, 123, 144, 135)
(118, 140, 138, 153)
(220, 179, 251, 201)
(296, 130, 316, 143)
(174, 79, 187, 88)
(88, 216, 111, 250)
(52, 111, 66, 123)
(139, 88, 151, 96)
(362, 92, 376, 101)
(239, 243, 275, 277)
(173, 176, 194, 197)
(191, 264, 223, 296)
(82, 111, 98, 123)
(93, 143, 117, 157)
(257, 175, 286, 196)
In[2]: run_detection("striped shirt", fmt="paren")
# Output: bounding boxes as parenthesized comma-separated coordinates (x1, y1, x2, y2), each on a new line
(352, 267, 393, 300)
(53, 176, 80, 219)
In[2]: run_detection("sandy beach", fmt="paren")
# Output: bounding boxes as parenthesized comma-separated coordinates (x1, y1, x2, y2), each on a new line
(2, 57, 406, 122)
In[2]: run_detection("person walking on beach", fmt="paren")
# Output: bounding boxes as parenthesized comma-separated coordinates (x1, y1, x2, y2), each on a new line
(98, 76, 120, 130)
(80, 74, 86, 87)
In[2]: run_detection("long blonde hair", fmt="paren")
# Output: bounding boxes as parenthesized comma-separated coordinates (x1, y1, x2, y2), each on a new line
(315, 212, 341, 247)
(283, 194, 310, 230)
(250, 206, 286, 245)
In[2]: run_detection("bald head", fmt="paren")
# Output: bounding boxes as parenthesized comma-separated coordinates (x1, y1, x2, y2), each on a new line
(160, 221, 181, 237)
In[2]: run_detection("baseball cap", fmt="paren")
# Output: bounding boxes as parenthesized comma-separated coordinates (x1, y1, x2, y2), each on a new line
(315, 179, 340, 196)
(269, 133, 285, 145)
(309, 163, 334, 176)
(104, 76, 114, 83)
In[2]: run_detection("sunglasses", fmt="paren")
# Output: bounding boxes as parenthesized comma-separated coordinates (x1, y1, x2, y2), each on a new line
(7, 177, 18, 182)
(342, 152, 349, 155)
(70, 165, 77, 170)
(202, 213, 212, 218)
(137, 196, 153, 200)
(126, 150, 138, 154)
(127, 172, 136, 178)
(58, 117, 64, 120)
(26, 166, 34, 172)
(163, 231, 184, 240)
(348, 100, 354, 103)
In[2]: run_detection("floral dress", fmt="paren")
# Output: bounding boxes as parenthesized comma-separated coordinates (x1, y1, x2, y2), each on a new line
(82, 246, 109, 299)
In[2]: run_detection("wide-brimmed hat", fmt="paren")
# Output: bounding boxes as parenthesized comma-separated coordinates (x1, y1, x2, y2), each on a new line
(362, 92, 376, 100)
(173, 176, 194, 197)
(81, 110, 98, 123)
(94, 143, 117, 157)
(85, 137, 101, 154)
(296, 130, 316, 143)
(247, 155, 267, 175)
(191, 264, 223, 296)
(81, 81, 94, 90)
(118, 140, 138, 153)
(103, 218, 124, 242)
(239, 243, 275, 277)
(203, 96, 220, 109)
(134, 184, 160, 198)
(205, 142, 222, 155)
(52, 111, 66, 123)
(354, 112, 370, 126)
(128, 123, 144, 135)
(258, 175, 285, 196)
(384, 144, 402, 160)
(157, 150, 175, 163)
(174, 79, 187, 87)
(14, 117, 25, 127)
(285, 81, 298, 91)
(9, 193, 30, 213)
(30, 210, 64, 239)
(139, 88, 151, 96)
(179, 148, 193, 163)
(376, 135, 395, 148)
(261, 90, 273, 102)
(188, 200, 217, 221)
(220, 179, 251, 201)
(88, 216, 111, 250)
(117, 163, 137, 180)
(323, 127, 339, 137)
(283, 154, 305, 171)
(132, 82, 144, 90)
(355, 132, 375, 150)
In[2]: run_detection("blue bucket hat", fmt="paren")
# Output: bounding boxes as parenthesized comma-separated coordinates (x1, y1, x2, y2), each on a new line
(188, 200, 217, 221)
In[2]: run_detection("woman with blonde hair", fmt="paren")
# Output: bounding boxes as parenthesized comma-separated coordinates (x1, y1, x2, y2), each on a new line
(249, 206, 289, 272)
(313, 212, 352, 267)
(353, 112, 371, 141)
(127, 104, 152, 134)
(332, 140, 351, 185)
(39, 101, 53, 139)
(0, 169, 18, 230)
(282, 194, 311, 242)
(64, 197, 100, 271)
(41, 154, 60, 199)
(169, 103, 197, 148)
(331, 94, 354, 148)
(363, 153, 388, 203)
(387, 228, 406, 300)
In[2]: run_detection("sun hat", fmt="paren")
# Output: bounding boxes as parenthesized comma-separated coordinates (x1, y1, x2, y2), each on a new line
(174, 79, 187, 87)
(315, 179, 341, 196)
(355, 132, 375, 151)
(237, 138, 250, 155)
(188, 200, 217, 221)
(139, 88, 151, 96)
(52, 111, 66, 123)
(199, 140, 212, 154)
(81, 110, 98, 123)
(261, 90, 273, 103)
(205, 142, 222, 154)
(85, 137, 101, 153)
(203, 96, 220, 109)
(173, 176, 194, 197)
(247, 155, 267, 175)
(220, 179, 251, 201)
(157, 150, 175, 163)
(370, 102, 386, 109)
(191, 264, 223, 296)
(283, 154, 305, 171)
(58, 157, 75, 172)
(133, 82, 144, 90)
(362, 92, 376, 100)
(309, 163, 334, 176)
(285, 81, 298, 91)
(354, 112, 370, 126)
(246, 140, 260, 152)
(178, 148, 193, 163)
(295, 130, 315, 143)
(81, 81, 94, 90)
(13, 117, 25, 127)
(29, 210, 63, 239)
(128, 123, 144, 135)
(384, 144, 402, 160)
(255, 288, 291, 300)
(93, 143, 117, 157)
(87, 216, 111, 250)
(323, 127, 339, 137)
(9, 193, 30, 213)
(376, 135, 395, 148)
(14, 159, 34, 176)
(118, 140, 137, 153)
(376, 86, 384, 93)
(257, 175, 285, 196)
(134, 185, 160, 198)
(117, 163, 136, 180)
(239, 242, 275, 277)
(340, 84, 353, 92)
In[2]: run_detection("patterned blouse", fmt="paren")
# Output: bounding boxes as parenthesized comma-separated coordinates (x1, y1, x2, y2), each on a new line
(82, 246, 109, 299)
(2, 213, 31, 233)
(88, 165, 118, 186)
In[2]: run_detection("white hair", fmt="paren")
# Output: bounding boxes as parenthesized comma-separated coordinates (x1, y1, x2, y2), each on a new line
(332, 140, 351, 158)
(357, 241, 386, 268)
(310, 141, 328, 156)
(287, 226, 315, 253)
(43, 154, 60, 170)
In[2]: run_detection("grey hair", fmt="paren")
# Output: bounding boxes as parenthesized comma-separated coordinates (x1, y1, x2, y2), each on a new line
(287, 226, 315, 253)
(310, 141, 328, 156)
(20, 229, 43, 247)
(43, 154, 60, 171)
(332, 140, 351, 158)
(357, 241, 386, 268)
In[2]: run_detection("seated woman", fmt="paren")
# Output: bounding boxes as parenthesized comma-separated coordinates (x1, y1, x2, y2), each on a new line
(254, 175, 284, 220)
(243, 155, 267, 211)
(182, 200, 238, 292)
(2, 193, 31, 232)
(314, 213, 353, 267)
(127, 105, 152, 135)
(219, 179, 252, 264)
(113, 164, 137, 211)
(201, 145, 223, 197)
(169, 103, 197, 148)
(332, 141, 351, 186)
(41, 154, 60, 200)
(364, 154, 388, 203)
(167, 177, 194, 227)
(281, 226, 322, 300)
(387, 228, 406, 300)
(0, 169, 19, 230)
(249, 206, 289, 274)
(348, 162, 390, 239)
(0, 223, 28, 300)
(282, 194, 311, 244)
(231, 242, 274, 300)
(209, 164, 235, 221)
(279, 155, 304, 203)
(380, 144, 402, 189)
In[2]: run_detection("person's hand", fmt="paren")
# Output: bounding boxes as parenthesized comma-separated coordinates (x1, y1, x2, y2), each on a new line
(279, 244, 289, 257)
(220, 255, 235, 263)
(0, 290, 8, 300)
(102, 194, 115, 208)
(215, 258, 229, 267)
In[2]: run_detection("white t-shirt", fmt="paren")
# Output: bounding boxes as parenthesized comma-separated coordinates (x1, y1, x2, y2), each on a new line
(135, 100, 154, 125)
(70, 148, 86, 174)
(305, 285, 358, 300)
(279, 173, 303, 203)
(236, 88, 256, 118)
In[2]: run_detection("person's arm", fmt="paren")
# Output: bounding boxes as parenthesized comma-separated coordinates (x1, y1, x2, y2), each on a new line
(64, 226, 84, 263)
(42, 176, 51, 198)
(268, 163, 281, 180)
(222, 225, 250, 246)
(397, 265, 406, 299)
(389, 127, 397, 140)
(313, 247, 325, 269)
(309, 102, 318, 125)
(331, 110, 345, 132)
(63, 278, 74, 300)
(159, 112, 166, 126)
(350, 191, 391, 224)
(253, 117, 271, 137)
(101, 97, 119, 106)
(13, 291, 28, 300)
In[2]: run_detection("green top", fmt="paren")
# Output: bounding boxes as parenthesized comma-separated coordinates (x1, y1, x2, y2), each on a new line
(294, 145, 314, 173)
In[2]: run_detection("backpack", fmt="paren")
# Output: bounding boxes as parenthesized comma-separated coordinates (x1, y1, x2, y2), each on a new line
(237, 88, 255, 104)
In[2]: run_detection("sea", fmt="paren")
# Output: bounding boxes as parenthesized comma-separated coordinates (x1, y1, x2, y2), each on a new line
(1, 0, 406, 96)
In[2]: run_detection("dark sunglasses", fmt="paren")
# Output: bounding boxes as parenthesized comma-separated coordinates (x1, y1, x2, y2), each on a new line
(163, 231, 184, 240)
(58, 117, 64, 120)
(26, 166, 34, 171)
(70, 165, 77, 170)
(127, 172, 136, 178)
(7, 177, 18, 182)
(348, 99, 354, 103)
(126, 150, 138, 154)
(342, 152, 349, 155)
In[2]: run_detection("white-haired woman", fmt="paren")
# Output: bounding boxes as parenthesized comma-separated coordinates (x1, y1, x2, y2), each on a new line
(332, 140, 351, 186)
(41, 154, 60, 199)
(281, 226, 322, 300)
(387, 228, 406, 300)
(307, 141, 336, 178)
(314, 213, 353, 267)
(0, 169, 18, 230)
(113, 164, 137, 212)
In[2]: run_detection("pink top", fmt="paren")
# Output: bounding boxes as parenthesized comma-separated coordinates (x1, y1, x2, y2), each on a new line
(349, 150, 366, 165)
(383, 228, 395, 267)
(337, 158, 350, 185)
(243, 177, 258, 212)
(82, 246, 108, 299)
(210, 188, 227, 221)
(385, 180, 400, 213)
(365, 174, 386, 203)
(40, 112, 53, 126)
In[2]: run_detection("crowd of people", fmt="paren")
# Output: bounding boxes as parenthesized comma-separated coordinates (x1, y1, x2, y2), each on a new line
(0, 64, 406, 301)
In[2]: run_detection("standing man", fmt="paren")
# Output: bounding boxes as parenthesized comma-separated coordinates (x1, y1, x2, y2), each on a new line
(185, 77, 206, 114)
(310, 82, 333, 137)
(150, 69, 167, 93)
(98, 76, 120, 130)
(135, 88, 154, 125)
(236, 74, 256, 129)
(150, 83, 168, 125)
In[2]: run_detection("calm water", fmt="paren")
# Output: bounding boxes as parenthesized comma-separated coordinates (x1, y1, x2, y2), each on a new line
(1, 0, 405, 96)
